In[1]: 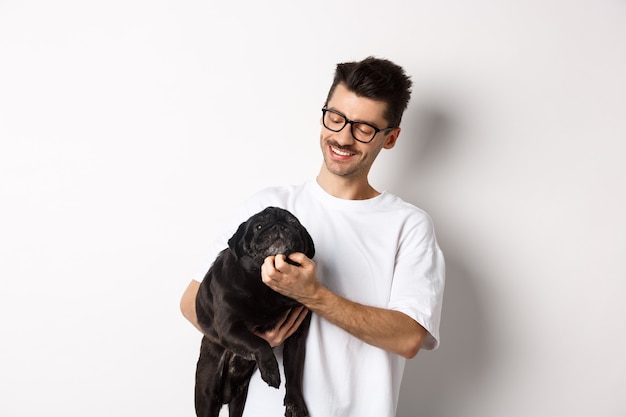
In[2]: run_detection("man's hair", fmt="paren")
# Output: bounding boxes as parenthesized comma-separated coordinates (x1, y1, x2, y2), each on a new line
(324, 56, 412, 128)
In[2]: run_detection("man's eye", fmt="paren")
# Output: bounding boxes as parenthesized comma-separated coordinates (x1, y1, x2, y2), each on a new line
(356, 124, 375, 135)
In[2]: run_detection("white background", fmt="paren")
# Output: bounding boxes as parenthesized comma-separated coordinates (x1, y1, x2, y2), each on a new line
(1, 1, 625, 416)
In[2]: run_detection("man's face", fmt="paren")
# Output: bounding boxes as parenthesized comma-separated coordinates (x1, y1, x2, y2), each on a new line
(319, 84, 399, 181)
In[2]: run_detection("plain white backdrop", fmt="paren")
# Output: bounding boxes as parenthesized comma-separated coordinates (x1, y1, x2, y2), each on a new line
(1, 1, 625, 416)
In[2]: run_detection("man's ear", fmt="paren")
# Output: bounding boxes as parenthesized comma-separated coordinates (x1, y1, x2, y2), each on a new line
(383, 127, 401, 149)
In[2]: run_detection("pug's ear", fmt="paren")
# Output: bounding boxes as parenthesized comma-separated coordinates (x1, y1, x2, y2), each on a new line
(227, 221, 248, 260)
(304, 230, 315, 259)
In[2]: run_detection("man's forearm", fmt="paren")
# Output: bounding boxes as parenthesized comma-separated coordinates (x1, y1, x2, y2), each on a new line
(180, 280, 204, 333)
(305, 285, 426, 359)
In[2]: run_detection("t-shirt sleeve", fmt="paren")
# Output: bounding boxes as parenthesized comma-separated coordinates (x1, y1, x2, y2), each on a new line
(387, 214, 446, 350)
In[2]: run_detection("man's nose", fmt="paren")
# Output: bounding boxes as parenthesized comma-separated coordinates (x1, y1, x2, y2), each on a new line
(335, 124, 356, 145)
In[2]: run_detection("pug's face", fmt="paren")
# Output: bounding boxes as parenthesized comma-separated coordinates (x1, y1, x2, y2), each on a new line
(228, 207, 315, 267)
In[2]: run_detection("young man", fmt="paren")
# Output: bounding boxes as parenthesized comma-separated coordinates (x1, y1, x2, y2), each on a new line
(181, 56, 445, 417)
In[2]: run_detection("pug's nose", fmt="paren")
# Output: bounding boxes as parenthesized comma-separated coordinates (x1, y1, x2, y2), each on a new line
(271, 224, 288, 235)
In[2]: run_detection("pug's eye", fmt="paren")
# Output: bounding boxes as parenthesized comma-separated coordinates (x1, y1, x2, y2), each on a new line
(255, 224, 263, 231)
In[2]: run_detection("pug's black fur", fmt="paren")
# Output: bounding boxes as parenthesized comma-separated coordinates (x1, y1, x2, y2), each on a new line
(195, 207, 315, 417)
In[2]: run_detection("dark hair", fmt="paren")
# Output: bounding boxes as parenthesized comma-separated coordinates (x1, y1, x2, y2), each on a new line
(324, 56, 412, 128)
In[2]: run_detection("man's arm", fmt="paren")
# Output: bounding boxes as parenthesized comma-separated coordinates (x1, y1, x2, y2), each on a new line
(180, 279, 309, 347)
(261, 253, 427, 359)
(180, 280, 203, 333)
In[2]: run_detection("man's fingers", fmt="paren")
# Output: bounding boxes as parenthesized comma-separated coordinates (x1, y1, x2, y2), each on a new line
(276, 306, 293, 326)
(274, 254, 290, 270)
(287, 252, 307, 264)
(262, 256, 281, 285)
(267, 253, 311, 273)
(281, 306, 309, 340)
(263, 255, 276, 270)
(285, 305, 305, 327)
(275, 305, 303, 328)
(291, 306, 309, 330)
(255, 306, 309, 347)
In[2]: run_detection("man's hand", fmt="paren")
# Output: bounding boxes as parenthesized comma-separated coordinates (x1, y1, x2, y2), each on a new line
(261, 253, 320, 304)
(254, 305, 309, 347)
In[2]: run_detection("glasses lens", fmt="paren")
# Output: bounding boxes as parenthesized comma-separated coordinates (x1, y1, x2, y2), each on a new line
(351, 123, 376, 143)
(323, 110, 346, 132)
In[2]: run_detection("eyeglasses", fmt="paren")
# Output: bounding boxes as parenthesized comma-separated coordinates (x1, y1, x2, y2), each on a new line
(321, 107, 396, 144)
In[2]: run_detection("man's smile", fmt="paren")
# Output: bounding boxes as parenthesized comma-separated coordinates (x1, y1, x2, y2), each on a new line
(329, 144, 356, 160)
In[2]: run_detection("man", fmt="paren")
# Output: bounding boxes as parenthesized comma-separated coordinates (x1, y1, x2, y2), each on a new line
(180, 56, 445, 417)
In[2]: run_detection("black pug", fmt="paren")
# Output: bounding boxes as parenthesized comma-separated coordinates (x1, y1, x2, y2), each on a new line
(195, 206, 315, 417)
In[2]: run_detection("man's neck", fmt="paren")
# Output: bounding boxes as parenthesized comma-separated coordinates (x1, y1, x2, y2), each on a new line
(316, 169, 380, 201)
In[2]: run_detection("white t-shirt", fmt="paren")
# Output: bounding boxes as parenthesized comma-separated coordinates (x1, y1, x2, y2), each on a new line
(204, 179, 445, 417)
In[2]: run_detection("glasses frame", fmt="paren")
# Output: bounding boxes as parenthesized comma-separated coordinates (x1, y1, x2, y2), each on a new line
(321, 107, 396, 144)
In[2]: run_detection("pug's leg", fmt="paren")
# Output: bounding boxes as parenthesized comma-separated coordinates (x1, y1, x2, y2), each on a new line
(195, 337, 227, 417)
(226, 355, 256, 417)
(282, 312, 311, 417)
(218, 321, 281, 388)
